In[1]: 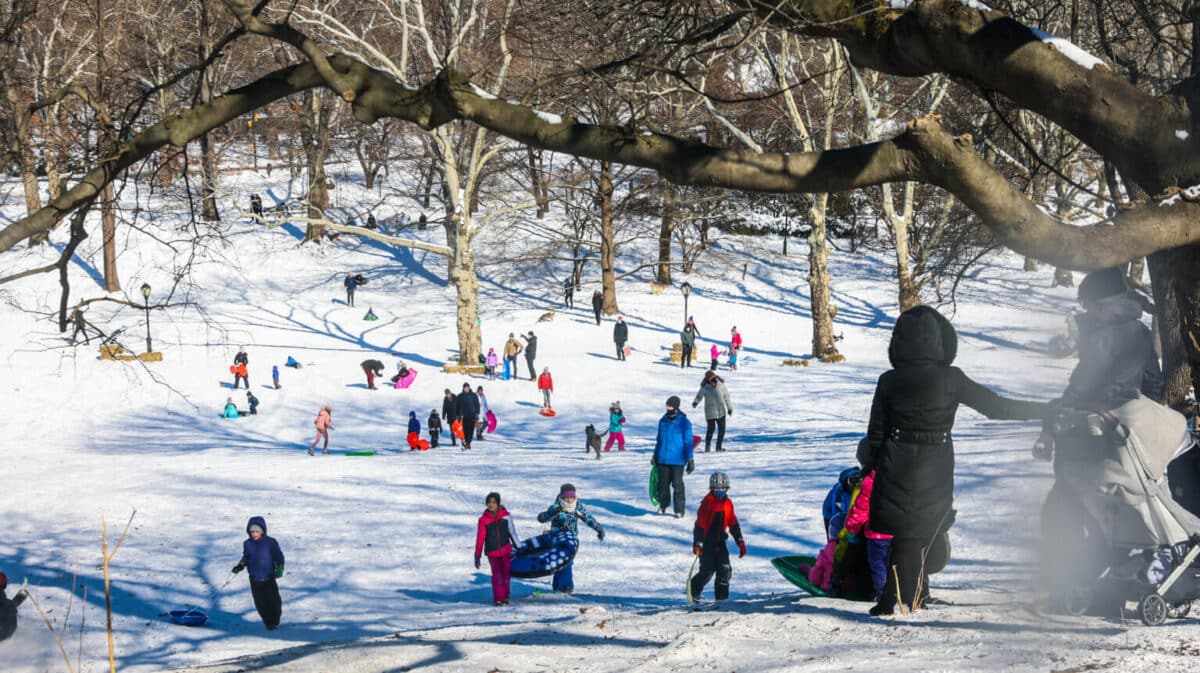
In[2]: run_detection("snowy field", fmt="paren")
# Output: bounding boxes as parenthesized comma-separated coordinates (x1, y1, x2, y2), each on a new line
(2, 167, 1199, 673)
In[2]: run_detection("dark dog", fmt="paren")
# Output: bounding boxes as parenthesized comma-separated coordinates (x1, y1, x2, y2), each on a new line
(585, 424, 606, 460)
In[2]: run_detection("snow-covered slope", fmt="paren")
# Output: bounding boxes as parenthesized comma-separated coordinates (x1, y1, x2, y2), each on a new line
(1, 168, 1195, 673)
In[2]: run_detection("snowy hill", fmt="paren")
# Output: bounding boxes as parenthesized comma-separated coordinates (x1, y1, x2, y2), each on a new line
(2, 168, 1196, 673)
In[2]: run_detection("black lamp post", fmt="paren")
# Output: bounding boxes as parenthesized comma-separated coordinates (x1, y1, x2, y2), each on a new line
(680, 281, 691, 328)
(140, 283, 153, 354)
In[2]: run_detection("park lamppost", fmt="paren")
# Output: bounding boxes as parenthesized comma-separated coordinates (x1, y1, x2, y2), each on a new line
(680, 281, 692, 328)
(140, 283, 153, 354)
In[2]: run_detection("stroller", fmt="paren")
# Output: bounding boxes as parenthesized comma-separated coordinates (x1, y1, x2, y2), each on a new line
(1043, 395, 1200, 625)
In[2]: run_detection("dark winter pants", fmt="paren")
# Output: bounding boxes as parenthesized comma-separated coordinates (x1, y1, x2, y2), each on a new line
(564, 291, 574, 308)
(657, 464, 686, 516)
(690, 543, 732, 600)
(249, 578, 282, 628)
(875, 537, 929, 612)
(346, 288, 355, 307)
(430, 429, 440, 448)
(681, 345, 692, 368)
(553, 561, 574, 592)
(487, 554, 512, 603)
(866, 538, 893, 600)
(461, 415, 477, 449)
(615, 341, 626, 360)
(476, 418, 486, 440)
(1040, 481, 1107, 596)
(447, 420, 457, 446)
(364, 367, 376, 389)
(234, 374, 248, 389)
(710, 358, 718, 370)
(593, 307, 602, 325)
(704, 416, 727, 452)
(526, 356, 536, 380)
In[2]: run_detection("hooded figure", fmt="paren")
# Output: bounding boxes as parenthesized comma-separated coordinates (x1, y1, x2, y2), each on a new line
(864, 306, 1047, 615)
(231, 516, 285, 630)
(0, 572, 27, 642)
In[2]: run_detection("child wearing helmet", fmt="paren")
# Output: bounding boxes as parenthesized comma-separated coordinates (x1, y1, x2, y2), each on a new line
(690, 472, 746, 601)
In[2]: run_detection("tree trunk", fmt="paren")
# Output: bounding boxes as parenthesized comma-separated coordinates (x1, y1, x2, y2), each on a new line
(197, 37, 220, 222)
(598, 161, 619, 315)
(300, 90, 331, 241)
(1128, 257, 1146, 289)
(891, 210, 921, 311)
(101, 181, 120, 292)
(1168, 245, 1200, 401)
(445, 212, 482, 365)
(528, 146, 549, 218)
(1150, 251, 1192, 405)
(656, 181, 676, 285)
(808, 194, 839, 360)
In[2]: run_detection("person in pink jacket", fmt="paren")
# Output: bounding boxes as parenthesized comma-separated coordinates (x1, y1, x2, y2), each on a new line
(843, 469, 894, 601)
(474, 492, 520, 606)
(709, 344, 720, 371)
(485, 348, 500, 381)
(806, 521, 840, 592)
(308, 405, 333, 455)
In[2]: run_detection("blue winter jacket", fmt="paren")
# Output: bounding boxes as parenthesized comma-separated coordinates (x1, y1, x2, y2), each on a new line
(240, 516, 285, 582)
(223, 404, 239, 419)
(652, 410, 693, 466)
(537, 498, 602, 535)
(821, 467, 860, 535)
(407, 414, 421, 434)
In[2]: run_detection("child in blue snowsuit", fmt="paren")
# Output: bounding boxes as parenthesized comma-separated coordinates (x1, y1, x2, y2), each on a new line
(232, 516, 285, 630)
(536, 483, 605, 593)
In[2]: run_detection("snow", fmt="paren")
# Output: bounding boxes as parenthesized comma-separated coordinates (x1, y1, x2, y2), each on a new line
(1159, 184, 1200, 207)
(1028, 27, 1106, 70)
(1, 161, 1197, 673)
(533, 109, 563, 125)
(1177, 129, 1190, 141)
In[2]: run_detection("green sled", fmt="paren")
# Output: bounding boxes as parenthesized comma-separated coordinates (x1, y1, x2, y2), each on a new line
(345, 450, 376, 456)
(771, 555, 873, 601)
(649, 465, 660, 507)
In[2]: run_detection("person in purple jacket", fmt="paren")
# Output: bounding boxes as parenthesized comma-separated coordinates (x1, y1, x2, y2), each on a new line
(232, 516, 286, 630)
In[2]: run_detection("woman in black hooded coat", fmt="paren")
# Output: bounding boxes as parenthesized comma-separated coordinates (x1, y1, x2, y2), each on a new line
(864, 305, 1048, 615)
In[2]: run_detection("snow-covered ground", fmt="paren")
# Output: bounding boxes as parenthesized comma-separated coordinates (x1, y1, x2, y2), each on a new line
(2, 167, 1198, 673)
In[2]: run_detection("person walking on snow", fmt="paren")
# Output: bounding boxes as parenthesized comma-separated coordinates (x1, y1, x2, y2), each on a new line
(231, 516, 285, 631)
(690, 472, 746, 602)
(709, 343, 720, 371)
(613, 316, 629, 360)
(687, 316, 702, 338)
(272, 365, 280, 390)
(0, 572, 28, 642)
(536, 483, 605, 593)
(428, 409, 442, 448)
(693, 370, 733, 452)
(361, 358, 385, 390)
(591, 290, 603, 325)
(652, 395, 695, 517)
(537, 368, 555, 409)
(232, 350, 249, 389)
(308, 405, 333, 455)
(604, 401, 626, 451)
(680, 324, 697, 368)
(344, 273, 360, 307)
(563, 278, 575, 308)
(475, 492, 521, 606)
(456, 383, 481, 450)
(442, 389, 459, 447)
(475, 386, 490, 440)
(522, 331, 538, 380)
(485, 348, 499, 381)
(503, 333, 523, 381)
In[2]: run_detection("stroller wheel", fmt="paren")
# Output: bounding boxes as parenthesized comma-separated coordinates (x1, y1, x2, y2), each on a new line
(1167, 601, 1192, 620)
(1138, 593, 1168, 626)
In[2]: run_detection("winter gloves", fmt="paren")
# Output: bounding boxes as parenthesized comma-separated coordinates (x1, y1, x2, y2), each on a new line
(693, 545, 703, 556)
(274, 564, 285, 578)
(737, 540, 747, 558)
(596, 525, 606, 541)
(231, 562, 246, 575)
(474, 556, 482, 569)
(686, 459, 695, 474)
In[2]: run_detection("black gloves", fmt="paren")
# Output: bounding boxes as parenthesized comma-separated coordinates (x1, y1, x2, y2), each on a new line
(686, 459, 694, 474)
(596, 525, 605, 541)
(232, 562, 245, 575)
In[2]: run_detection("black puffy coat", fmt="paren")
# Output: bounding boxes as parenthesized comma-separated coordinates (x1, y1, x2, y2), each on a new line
(613, 321, 628, 344)
(457, 390, 481, 420)
(0, 588, 24, 642)
(1061, 294, 1163, 409)
(442, 393, 458, 422)
(866, 306, 1048, 539)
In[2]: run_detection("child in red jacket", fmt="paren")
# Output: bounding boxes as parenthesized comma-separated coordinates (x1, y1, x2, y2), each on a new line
(474, 492, 521, 606)
(537, 368, 554, 410)
(690, 472, 746, 601)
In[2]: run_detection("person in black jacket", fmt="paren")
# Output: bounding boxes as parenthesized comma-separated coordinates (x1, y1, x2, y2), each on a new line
(231, 516, 285, 630)
(442, 389, 459, 447)
(563, 278, 575, 308)
(864, 305, 1047, 616)
(361, 358, 385, 390)
(0, 572, 27, 642)
(591, 290, 603, 325)
(613, 316, 629, 361)
(522, 331, 538, 380)
(456, 383, 481, 450)
(428, 409, 442, 448)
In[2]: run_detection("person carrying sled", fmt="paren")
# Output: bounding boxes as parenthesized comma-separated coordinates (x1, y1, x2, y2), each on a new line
(693, 370, 733, 452)
(613, 316, 629, 360)
(406, 411, 422, 450)
(308, 405, 333, 455)
(442, 389, 459, 447)
(344, 273, 360, 307)
(604, 401, 626, 452)
(537, 368, 554, 410)
(361, 358, 385, 390)
(652, 395, 695, 517)
(457, 383, 480, 450)
(231, 516, 285, 631)
(690, 472, 747, 602)
(428, 409, 442, 448)
(232, 350, 249, 389)
(0, 572, 28, 642)
(536, 483, 605, 593)
(503, 333, 523, 380)
(863, 305, 1047, 616)
(475, 492, 521, 605)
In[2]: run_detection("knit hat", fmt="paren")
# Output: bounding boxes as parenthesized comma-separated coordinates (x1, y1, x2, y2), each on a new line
(248, 524, 264, 535)
(409, 411, 415, 417)
(559, 483, 576, 499)
(666, 395, 681, 410)
(462, 382, 472, 390)
(1078, 266, 1128, 303)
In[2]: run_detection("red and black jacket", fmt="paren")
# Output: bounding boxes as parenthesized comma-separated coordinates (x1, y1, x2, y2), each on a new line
(693, 493, 743, 549)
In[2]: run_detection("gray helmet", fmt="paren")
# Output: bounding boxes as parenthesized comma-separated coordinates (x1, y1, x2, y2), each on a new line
(709, 471, 730, 491)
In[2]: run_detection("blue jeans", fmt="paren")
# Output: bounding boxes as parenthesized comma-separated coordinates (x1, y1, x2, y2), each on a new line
(552, 562, 574, 592)
(867, 538, 893, 600)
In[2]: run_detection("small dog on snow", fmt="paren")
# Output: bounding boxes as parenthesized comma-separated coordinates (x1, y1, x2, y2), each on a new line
(537, 309, 555, 323)
(585, 424, 606, 459)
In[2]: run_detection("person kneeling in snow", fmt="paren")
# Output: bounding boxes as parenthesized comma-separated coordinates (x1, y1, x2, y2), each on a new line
(690, 472, 746, 601)
(536, 483, 604, 593)
(232, 516, 285, 631)
(222, 397, 240, 419)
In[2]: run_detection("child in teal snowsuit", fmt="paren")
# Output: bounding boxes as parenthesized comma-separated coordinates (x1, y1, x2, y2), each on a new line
(536, 483, 605, 593)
